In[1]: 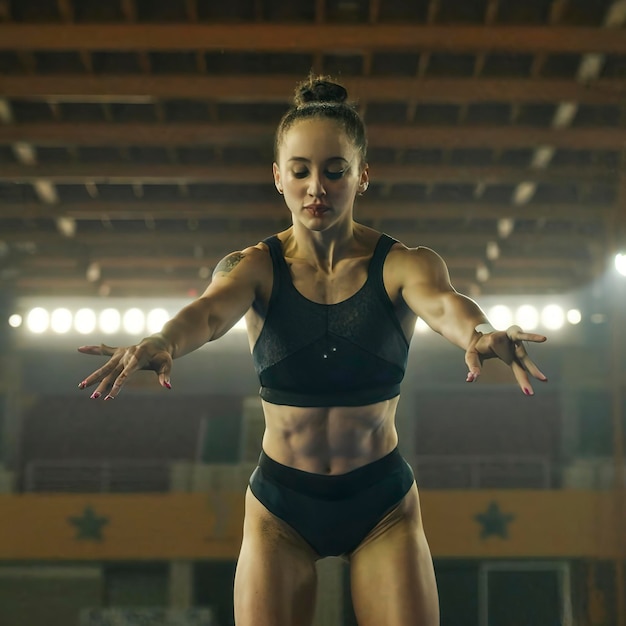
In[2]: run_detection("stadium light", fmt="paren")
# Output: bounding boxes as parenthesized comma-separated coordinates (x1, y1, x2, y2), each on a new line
(515, 305, 539, 330)
(566, 309, 582, 325)
(50, 308, 73, 334)
(541, 304, 565, 330)
(487, 305, 513, 330)
(122, 308, 145, 335)
(74, 308, 97, 334)
(146, 308, 170, 334)
(99, 308, 121, 334)
(26, 308, 49, 334)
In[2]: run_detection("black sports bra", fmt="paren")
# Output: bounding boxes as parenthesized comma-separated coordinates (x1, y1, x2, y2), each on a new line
(251, 234, 411, 407)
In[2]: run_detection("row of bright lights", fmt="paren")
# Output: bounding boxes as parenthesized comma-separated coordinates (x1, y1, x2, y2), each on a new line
(10, 307, 172, 335)
(416, 304, 582, 332)
(10, 304, 582, 336)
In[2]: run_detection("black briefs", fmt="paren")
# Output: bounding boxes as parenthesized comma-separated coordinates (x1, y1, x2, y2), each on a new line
(248, 447, 415, 558)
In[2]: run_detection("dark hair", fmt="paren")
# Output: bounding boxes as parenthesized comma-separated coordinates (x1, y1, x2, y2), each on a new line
(274, 75, 367, 166)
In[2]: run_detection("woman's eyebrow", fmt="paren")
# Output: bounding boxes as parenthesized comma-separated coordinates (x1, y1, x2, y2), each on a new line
(287, 156, 349, 163)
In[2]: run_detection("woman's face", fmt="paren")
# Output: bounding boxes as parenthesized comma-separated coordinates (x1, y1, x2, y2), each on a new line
(273, 118, 368, 231)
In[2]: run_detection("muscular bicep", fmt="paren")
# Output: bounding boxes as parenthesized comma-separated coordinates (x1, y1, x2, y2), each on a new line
(398, 247, 457, 333)
(198, 248, 266, 340)
(397, 246, 488, 347)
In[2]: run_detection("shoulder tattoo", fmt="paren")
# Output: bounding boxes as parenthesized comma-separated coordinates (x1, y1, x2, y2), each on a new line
(213, 252, 245, 277)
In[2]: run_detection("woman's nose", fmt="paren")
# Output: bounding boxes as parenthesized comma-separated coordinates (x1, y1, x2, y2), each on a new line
(307, 173, 326, 197)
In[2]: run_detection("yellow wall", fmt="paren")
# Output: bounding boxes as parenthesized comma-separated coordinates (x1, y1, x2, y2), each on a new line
(0, 490, 622, 560)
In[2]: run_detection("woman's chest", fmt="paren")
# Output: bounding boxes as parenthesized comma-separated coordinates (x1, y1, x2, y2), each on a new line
(286, 257, 369, 305)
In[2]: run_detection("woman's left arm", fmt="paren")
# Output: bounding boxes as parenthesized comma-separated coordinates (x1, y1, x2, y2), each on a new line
(395, 245, 548, 394)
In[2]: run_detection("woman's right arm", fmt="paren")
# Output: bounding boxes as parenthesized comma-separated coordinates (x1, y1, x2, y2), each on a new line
(78, 244, 266, 399)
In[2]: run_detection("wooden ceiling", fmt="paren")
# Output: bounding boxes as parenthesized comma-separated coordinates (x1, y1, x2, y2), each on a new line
(1, 0, 626, 299)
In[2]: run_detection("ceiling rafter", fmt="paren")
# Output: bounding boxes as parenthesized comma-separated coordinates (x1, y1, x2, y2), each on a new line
(504, 0, 626, 261)
(0, 10, 622, 299)
(3, 76, 624, 104)
(2, 122, 624, 149)
(6, 274, 583, 297)
(9, 252, 585, 273)
(0, 229, 603, 250)
(0, 201, 610, 221)
(1, 24, 626, 54)
(0, 162, 616, 185)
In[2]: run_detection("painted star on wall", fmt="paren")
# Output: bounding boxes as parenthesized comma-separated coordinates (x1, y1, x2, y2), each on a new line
(474, 501, 515, 539)
(68, 505, 110, 541)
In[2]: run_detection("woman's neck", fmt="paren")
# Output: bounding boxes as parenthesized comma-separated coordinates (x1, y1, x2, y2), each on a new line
(287, 220, 360, 272)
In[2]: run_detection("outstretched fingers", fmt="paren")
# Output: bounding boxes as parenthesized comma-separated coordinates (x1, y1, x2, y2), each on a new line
(102, 353, 141, 400)
(77, 344, 117, 357)
(504, 327, 548, 394)
(78, 356, 121, 391)
(511, 360, 536, 396)
(509, 330, 548, 381)
(469, 326, 548, 394)
(77, 344, 131, 398)
(515, 349, 548, 383)
(78, 342, 174, 399)
(464, 348, 482, 382)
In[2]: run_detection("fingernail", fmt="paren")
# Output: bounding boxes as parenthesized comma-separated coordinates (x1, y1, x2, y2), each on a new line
(90, 391, 101, 399)
(163, 381, 172, 389)
(104, 395, 114, 401)
(523, 388, 533, 396)
(78, 381, 87, 389)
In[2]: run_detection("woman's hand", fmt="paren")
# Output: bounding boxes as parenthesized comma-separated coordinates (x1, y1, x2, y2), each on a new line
(464, 325, 548, 395)
(77, 337, 173, 400)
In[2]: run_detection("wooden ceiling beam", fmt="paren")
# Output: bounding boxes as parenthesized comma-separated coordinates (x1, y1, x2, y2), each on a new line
(2, 123, 625, 150)
(473, 275, 583, 292)
(1, 24, 625, 54)
(0, 162, 615, 185)
(0, 229, 602, 250)
(8, 273, 583, 297)
(11, 275, 206, 294)
(7, 252, 584, 272)
(2, 75, 625, 105)
(0, 201, 611, 221)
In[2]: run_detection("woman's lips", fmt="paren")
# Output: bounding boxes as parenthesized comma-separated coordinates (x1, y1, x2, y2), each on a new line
(305, 205, 330, 217)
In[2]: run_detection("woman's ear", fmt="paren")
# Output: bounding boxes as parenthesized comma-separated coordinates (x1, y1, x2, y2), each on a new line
(358, 165, 369, 195)
(272, 162, 283, 194)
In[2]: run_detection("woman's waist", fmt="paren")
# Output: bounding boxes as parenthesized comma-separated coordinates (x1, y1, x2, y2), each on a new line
(253, 444, 411, 500)
(263, 407, 398, 475)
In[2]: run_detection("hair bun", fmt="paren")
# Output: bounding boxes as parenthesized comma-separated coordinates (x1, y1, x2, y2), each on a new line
(294, 76, 348, 107)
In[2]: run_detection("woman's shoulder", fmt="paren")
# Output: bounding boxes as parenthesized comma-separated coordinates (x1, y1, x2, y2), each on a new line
(383, 238, 450, 282)
(212, 242, 273, 284)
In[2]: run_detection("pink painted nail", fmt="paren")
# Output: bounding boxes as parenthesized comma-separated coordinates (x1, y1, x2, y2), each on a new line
(104, 395, 114, 401)
(163, 381, 172, 389)
(78, 381, 87, 389)
(523, 387, 532, 396)
(90, 391, 101, 399)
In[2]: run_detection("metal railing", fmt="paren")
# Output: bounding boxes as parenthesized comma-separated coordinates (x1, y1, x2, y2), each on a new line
(414, 455, 553, 489)
(23, 459, 171, 493)
(23, 455, 555, 492)
(80, 607, 215, 626)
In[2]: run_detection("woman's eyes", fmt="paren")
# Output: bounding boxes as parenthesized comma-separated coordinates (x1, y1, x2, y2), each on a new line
(326, 170, 345, 180)
(292, 170, 346, 179)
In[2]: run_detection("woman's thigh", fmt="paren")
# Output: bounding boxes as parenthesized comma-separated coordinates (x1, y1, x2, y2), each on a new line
(348, 484, 440, 626)
(234, 487, 319, 626)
